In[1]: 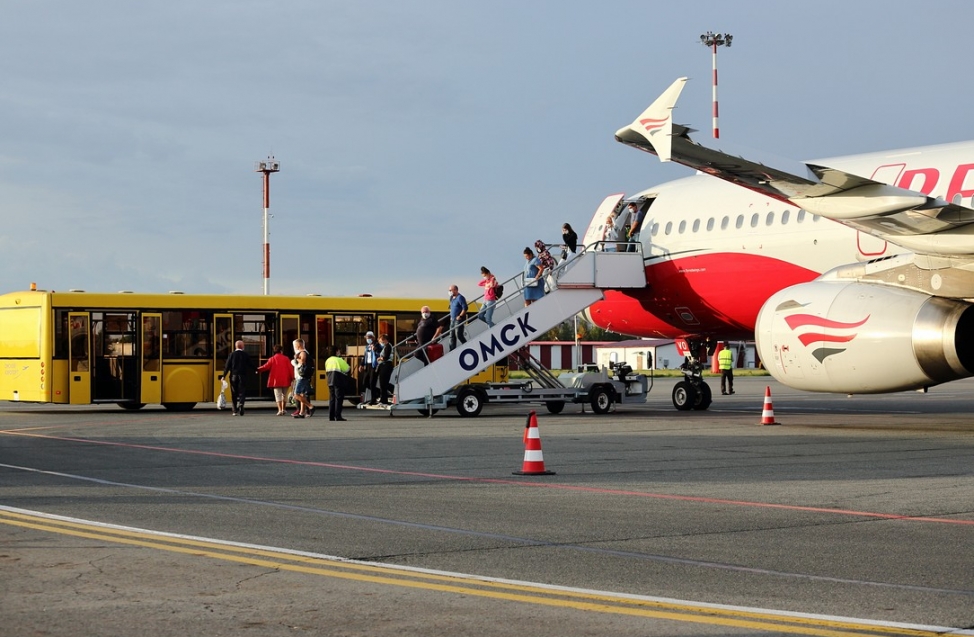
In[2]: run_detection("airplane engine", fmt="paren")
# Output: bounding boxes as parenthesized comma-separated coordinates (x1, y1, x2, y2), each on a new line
(755, 281, 974, 393)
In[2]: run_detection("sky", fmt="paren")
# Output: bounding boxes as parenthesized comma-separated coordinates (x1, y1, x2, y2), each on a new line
(3, 1, 973, 300)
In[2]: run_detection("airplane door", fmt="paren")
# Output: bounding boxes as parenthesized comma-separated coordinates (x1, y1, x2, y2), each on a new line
(68, 312, 91, 404)
(141, 314, 162, 405)
(582, 194, 625, 248)
(856, 231, 887, 260)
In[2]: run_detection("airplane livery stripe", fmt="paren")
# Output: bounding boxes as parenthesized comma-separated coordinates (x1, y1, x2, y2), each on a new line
(796, 332, 857, 347)
(784, 314, 870, 331)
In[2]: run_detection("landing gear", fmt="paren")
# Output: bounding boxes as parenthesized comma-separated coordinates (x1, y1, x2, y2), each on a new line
(672, 340, 713, 411)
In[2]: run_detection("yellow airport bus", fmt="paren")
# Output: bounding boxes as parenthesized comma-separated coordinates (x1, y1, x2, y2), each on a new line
(0, 286, 505, 410)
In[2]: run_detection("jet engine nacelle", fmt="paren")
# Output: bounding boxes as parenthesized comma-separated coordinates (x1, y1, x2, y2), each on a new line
(755, 281, 974, 393)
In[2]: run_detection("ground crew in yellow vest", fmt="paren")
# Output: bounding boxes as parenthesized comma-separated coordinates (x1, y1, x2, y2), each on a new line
(718, 342, 734, 395)
(325, 347, 352, 421)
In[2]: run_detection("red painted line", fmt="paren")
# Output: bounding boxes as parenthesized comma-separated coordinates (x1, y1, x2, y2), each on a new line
(4, 430, 974, 527)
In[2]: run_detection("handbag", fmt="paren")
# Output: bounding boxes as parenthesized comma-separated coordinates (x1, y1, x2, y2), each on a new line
(216, 378, 229, 410)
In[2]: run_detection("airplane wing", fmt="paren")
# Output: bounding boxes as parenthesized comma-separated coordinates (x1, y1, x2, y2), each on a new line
(616, 78, 974, 257)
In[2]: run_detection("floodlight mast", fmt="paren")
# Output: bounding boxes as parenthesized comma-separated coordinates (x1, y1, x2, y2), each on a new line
(255, 157, 281, 295)
(699, 31, 732, 139)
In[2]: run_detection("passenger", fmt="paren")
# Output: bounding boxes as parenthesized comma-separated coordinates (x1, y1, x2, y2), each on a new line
(522, 247, 544, 306)
(561, 223, 578, 261)
(535, 240, 555, 273)
(448, 284, 468, 350)
(359, 330, 379, 405)
(222, 340, 253, 416)
(415, 305, 443, 365)
(325, 346, 351, 421)
(257, 344, 295, 416)
(603, 213, 621, 252)
(375, 333, 394, 405)
(477, 266, 499, 327)
(626, 203, 644, 251)
(290, 339, 315, 418)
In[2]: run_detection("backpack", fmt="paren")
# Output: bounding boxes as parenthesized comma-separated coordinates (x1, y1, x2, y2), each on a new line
(494, 283, 504, 298)
(299, 352, 315, 379)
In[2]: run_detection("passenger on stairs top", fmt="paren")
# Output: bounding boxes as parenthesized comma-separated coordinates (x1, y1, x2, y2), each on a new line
(561, 223, 578, 261)
(448, 285, 468, 350)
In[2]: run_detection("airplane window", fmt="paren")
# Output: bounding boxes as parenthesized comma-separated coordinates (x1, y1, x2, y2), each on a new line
(678, 220, 687, 233)
(750, 213, 759, 228)
(692, 219, 700, 232)
(651, 222, 659, 236)
(781, 210, 790, 224)
(735, 215, 744, 229)
(665, 221, 672, 235)
(812, 214, 821, 222)
(797, 210, 806, 222)
(766, 212, 775, 226)
(706, 218, 714, 231)
(721, 216, 729, 230)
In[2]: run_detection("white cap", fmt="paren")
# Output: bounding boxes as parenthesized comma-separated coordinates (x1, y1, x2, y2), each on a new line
(366, 331, 374, 337)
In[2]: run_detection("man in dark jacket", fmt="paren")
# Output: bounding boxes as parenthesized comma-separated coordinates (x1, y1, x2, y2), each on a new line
(222, 340, 253, 416)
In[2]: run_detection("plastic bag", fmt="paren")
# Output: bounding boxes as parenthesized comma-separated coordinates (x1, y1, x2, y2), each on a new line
(217, 378, 229, 410)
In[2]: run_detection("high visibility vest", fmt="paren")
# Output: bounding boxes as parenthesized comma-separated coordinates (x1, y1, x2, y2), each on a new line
(718, 348, 733, 370)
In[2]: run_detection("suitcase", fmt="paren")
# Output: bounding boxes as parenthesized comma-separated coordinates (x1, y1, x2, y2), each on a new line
(426, 343, 444, 363)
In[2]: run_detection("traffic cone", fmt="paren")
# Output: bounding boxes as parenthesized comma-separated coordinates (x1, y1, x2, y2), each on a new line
(513, 411, 556, 475)
(759, 386, 779, 425)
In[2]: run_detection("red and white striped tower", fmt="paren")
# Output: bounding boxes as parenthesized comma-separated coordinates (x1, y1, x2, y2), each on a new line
(255, 157, 281, 295)
(699, 31, 732, 139)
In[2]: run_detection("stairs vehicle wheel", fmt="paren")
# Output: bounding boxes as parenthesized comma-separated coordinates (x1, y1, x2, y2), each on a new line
(671, 381, 697, 411)
(589, 386, 612, 414)
(545, 400, 565, 415)
(456, 386, 486, 417)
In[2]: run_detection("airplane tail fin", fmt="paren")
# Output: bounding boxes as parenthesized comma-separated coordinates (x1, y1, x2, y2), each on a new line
(614, 77, 687, 162)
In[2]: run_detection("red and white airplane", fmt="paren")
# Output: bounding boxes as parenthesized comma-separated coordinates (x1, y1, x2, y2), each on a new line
(584, 77, 974, 409)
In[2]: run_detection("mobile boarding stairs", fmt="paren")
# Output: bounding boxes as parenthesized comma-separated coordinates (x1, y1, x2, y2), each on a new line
(385, 242, 648, 416)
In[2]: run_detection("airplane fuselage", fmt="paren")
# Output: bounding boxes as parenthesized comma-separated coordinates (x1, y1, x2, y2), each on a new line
(587, 141, 974, 340)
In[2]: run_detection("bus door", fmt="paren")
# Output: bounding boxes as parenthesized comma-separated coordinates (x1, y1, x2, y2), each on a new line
(141, 314, 162, 405)
(213, 314, 233, 402)
(313, 314, 333, 401)
(68, 312, 91, 404)
(91, 312, 139, 403)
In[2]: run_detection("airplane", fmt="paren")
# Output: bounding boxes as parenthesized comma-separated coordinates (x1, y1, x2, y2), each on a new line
(582, 77, 974, 411)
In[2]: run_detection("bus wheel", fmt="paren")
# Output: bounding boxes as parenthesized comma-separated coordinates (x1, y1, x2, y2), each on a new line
(162, 402, 197, 412)
(118, 402, 145, 411)
(545, 401, 565, 415)
(672, 382, 696, 411)
(590, 386, 612, 414)
(456, 387, 485, 417)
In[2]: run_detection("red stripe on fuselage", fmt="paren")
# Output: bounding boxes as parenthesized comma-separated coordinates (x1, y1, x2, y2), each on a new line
(587, 252, 818, 339)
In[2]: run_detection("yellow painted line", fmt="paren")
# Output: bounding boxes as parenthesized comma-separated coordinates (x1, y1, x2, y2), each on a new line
(0, 509, 953, 637)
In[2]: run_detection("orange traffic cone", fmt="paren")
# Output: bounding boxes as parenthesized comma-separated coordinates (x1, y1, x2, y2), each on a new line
(513, 411, 556, 475)
(759, 386, 779, 425)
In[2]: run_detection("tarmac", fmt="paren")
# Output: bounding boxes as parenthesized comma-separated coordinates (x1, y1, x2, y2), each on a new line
(2, 376, 973, 636)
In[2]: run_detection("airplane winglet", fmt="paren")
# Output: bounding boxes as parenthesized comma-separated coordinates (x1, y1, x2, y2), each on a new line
(615, 77, 687, 162)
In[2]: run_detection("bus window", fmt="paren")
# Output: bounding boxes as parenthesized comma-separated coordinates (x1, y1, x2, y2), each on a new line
(162, 310, 212, 358)
(55, 310, 70, 359)
(143, 315, 161, 372)
(335, 314, 373, 357)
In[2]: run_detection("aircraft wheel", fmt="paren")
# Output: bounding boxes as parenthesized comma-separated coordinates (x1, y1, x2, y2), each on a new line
(590, 386, 612, 414)
(545, 400, 565, 415)
(692, 382, 713, 410)
(672, 381, 697, 411)
(456, 387, 486, 417)
(117, 402, 145, 411)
